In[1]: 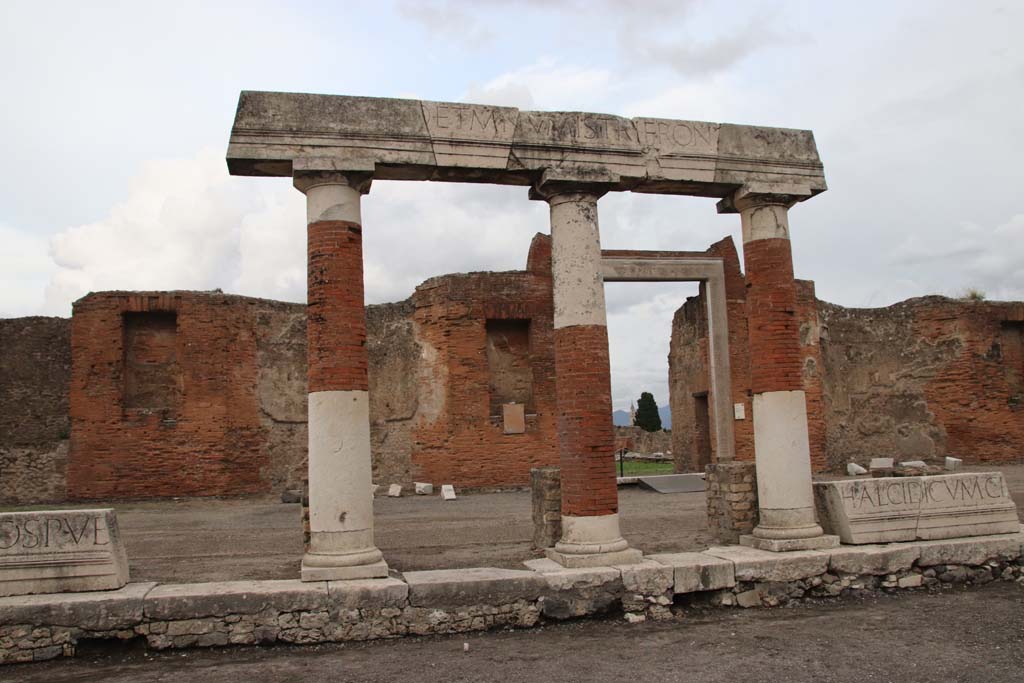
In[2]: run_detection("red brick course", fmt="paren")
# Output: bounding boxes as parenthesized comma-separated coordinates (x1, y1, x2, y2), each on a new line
(553, 324, 618, 517)
(307, 220, 368, 393)
(743, 237, 803, 394)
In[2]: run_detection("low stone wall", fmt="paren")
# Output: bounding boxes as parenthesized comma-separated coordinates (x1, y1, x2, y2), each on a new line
(705, 461, 758, 543)
(2, 530, 1022, 665)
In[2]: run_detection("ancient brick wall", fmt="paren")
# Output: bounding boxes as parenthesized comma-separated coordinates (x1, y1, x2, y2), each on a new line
(409, 233, 559, 489)
(672, 259, 1024, 472)
(0, 317, 71, 504)
(819, 297, 1024, 470)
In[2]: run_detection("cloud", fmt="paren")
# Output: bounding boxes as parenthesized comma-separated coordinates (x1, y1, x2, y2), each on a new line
(0, 224, 56, 318)
(463, 59, 615, 110)
(42, 149, 292, 315)
(397, 1, 496, 49)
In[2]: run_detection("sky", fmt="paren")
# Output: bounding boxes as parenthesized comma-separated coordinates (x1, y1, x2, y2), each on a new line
(2, 1, 1022, 412)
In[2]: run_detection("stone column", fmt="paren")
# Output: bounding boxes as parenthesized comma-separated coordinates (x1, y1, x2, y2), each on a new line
(720, 185, 837, 551)
(532, 180, 642, 568)
(295, 170, 389, 580)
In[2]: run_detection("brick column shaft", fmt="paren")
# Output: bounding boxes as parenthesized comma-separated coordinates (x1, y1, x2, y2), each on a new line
(297, 173, 388, 580)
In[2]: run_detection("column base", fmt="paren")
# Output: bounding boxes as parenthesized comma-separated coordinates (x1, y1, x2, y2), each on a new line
(739, 534, 839, 552)
(301, 558, 390, 581)
(545, 547, 643, 568)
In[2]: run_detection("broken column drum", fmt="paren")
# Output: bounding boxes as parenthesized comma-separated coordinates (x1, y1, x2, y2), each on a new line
(226, 92, 829, 565)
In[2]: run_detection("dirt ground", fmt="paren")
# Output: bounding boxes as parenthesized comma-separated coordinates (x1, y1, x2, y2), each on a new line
(32, 464, 1024, 584)
(9, 582, 1024, 682)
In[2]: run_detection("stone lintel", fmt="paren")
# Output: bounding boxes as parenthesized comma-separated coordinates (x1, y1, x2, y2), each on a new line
(228, 91, 827, 199)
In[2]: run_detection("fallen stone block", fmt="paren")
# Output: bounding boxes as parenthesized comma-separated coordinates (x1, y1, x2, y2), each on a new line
(441, 485, 457, 501)
(899, 460, 928, 468)
(0, 581, 155, 630)
(869, 458, 894, 477)
(703, 546, 830, 583)
(388, 484, 402, 497)
(647, 552, 735, 593)
(0, 509, 130, 597)
(280, 490, 302, 504)
(414, 482, 434, 495)
(404, 568, 546, 608)
(814, 472, 1019, 544)
(847, 463, 868, 476)
(144, 580, 328, 620)
(945, 457, 962, 472)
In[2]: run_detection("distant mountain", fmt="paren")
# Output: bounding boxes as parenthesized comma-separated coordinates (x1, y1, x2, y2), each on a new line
(612, 406, 673, 430)
(659, 405, 672, 430)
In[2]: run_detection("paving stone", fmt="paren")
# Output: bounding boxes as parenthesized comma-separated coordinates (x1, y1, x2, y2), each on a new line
(614, 560, 673, 596)
(0, 582, 155, 630)
(404, 568, 546, 608)
(703, 546, 830, 582)
(523, 559, 620, 591)
(648, 552, 735, 593)
(327, 577, 408, 610)
(145, 580, 328, 620)
(916, 530, 1024, 567)
(828, 544, 920, 575)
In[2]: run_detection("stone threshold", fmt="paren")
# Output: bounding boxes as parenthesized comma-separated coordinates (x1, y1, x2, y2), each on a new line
(2, 528, 1022, 665)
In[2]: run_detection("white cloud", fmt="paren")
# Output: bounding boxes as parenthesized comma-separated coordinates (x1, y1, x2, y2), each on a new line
(0, 224, 56, 318)
(463, 59, 615, 111)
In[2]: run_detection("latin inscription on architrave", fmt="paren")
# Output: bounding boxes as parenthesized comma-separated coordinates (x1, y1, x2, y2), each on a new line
(0, 512, 111, 553)
(814, 472, 1019, 544)
(0, 509, 129, 597)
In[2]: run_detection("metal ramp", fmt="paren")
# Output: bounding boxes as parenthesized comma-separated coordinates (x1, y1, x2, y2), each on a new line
(637, 473, 705, 494)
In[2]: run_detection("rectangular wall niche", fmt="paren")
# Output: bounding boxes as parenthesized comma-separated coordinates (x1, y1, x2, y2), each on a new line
(123, 311, 181, 415)
(485, 319, 534, 416)
(1001, 321, 1024, 408)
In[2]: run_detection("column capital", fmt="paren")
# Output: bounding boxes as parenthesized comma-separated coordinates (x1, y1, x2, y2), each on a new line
(292, 157, 374, 195)
(528, 168, 616, 204)
(716, 182, 812, 214)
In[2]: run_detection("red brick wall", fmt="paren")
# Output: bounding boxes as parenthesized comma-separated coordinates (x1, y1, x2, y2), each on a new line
(410, 234, 560, 488)
(67, 293, 268, 499)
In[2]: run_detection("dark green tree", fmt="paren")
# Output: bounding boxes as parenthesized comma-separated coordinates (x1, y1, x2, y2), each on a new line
(633, 392, 662, 432)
